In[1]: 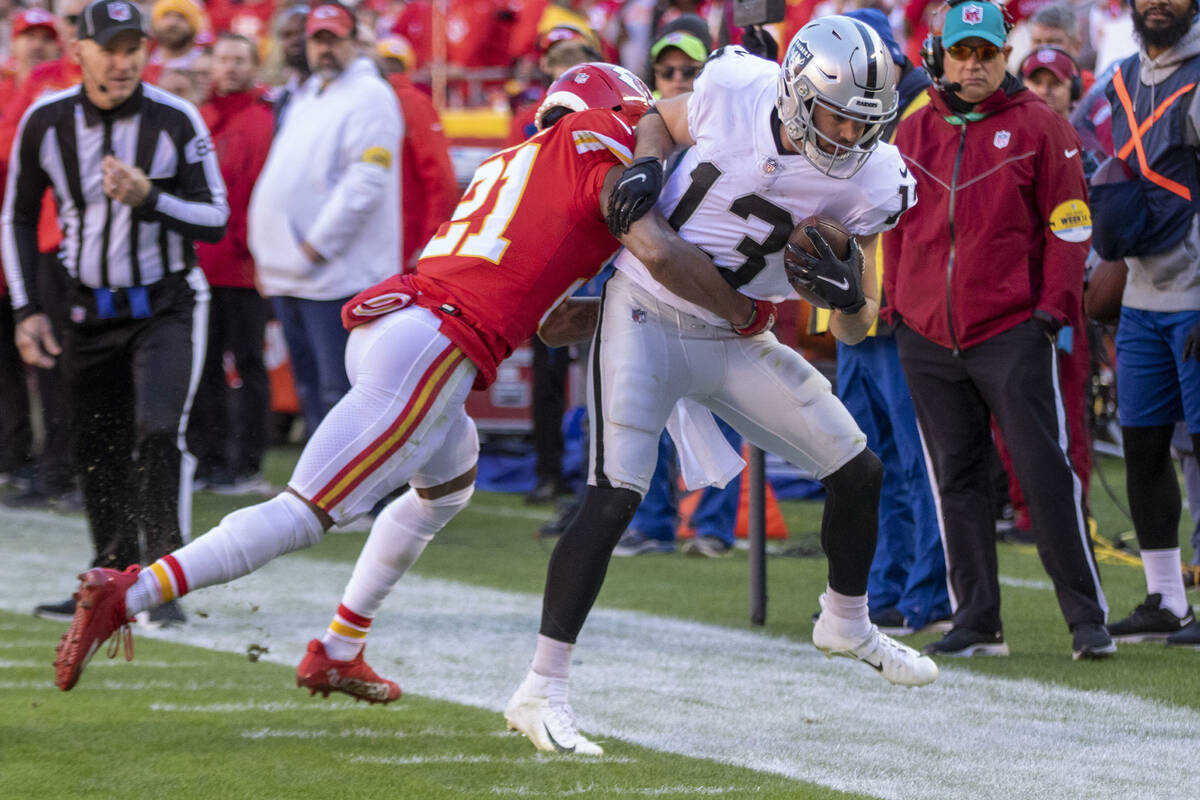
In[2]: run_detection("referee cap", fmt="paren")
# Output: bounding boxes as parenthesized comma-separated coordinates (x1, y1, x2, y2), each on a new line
(77, 1, 148, 46)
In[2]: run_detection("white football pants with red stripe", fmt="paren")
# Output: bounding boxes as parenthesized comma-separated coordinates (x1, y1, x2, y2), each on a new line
(291, 306, 479, 523)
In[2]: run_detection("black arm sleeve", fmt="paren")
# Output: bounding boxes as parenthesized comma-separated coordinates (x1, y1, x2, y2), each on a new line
(0, 107, 51, 320)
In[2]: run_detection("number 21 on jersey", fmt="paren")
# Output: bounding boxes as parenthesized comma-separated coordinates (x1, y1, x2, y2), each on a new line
(421, 143, 540, 264)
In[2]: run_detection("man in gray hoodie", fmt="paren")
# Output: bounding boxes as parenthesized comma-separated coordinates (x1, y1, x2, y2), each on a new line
(1103, 0, 1200, 648)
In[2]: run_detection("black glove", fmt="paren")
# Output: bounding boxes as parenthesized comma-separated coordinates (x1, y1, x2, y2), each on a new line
(742, 25, 778, 62)
(784, 228, 866, 313)
(1184, 320, 1200, 362)
(606, 156, 664, 237)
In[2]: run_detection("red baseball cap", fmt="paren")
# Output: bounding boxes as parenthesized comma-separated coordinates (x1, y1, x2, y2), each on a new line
(13, 7, 59, 41)
(306, 3, 355, 39)
(1021, 47, 1078, 83)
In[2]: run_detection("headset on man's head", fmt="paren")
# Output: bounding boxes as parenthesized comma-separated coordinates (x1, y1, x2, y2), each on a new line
(1019, 45, 1083, 102)
(920, 0, 1014, 83)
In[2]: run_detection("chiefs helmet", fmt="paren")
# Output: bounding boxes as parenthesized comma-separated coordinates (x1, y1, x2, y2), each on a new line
(534, 63, 655, 130)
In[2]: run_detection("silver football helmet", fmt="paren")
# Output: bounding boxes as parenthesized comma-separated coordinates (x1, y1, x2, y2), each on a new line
(777, 15, 898, 179)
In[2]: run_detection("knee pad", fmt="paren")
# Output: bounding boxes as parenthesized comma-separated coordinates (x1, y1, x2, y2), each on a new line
(414, 484, 475, 526)
(223, 492, 325, 555)
(823, 448, 883, 496)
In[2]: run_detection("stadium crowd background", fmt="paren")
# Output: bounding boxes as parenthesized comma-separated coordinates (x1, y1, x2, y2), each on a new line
(3, 0, 1199, 651)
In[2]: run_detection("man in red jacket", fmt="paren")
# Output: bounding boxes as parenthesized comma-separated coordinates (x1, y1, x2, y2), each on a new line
(189, 32, 274, 494)
(883, 1, 1112, 661)
(376, 36, 458, 270)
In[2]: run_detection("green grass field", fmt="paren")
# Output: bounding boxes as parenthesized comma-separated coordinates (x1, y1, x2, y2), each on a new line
(0, 447, 1196, 799)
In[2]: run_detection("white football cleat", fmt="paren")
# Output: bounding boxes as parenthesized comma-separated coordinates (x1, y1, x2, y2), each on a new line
(813, 612, 940, 687)
(504, 671, 603, 756)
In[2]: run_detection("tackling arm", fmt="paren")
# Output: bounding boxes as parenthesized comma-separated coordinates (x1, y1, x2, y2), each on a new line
(828, 234, 881, 345)
(538, 297, 601, 347)
(601, 165, 755, 328)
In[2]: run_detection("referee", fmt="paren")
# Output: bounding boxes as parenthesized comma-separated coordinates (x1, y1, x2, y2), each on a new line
(0, 0, 228, 625)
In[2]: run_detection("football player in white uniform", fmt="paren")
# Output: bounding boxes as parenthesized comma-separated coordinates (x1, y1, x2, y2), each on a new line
(504, 16, 937, 757)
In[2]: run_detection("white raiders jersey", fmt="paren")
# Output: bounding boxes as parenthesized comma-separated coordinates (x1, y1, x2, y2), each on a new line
(614, 46, 917, 325)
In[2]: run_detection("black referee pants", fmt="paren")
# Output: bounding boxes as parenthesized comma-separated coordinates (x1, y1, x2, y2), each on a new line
(64, 270, 207, 570)
(895, 319, 1106, 634)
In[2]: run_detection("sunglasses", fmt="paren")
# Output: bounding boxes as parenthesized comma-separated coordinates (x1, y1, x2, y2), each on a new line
(945, 43, 1002, 62)
(654, 65, 701, 80)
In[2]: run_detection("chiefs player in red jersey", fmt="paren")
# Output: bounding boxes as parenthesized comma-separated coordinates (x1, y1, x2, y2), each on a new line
(52, 63, 774, 698)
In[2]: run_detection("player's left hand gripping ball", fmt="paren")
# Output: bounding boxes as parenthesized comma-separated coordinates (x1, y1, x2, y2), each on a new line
(607, 156, 664, 237)
(784, 228, 866, 313)
(733, 298, 778, 337)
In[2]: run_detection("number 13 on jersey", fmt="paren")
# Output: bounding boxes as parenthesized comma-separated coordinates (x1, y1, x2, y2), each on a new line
(421, 143, 540, 264)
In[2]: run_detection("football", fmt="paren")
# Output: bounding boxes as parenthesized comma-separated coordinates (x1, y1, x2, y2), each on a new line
(784, 215, 856, 310)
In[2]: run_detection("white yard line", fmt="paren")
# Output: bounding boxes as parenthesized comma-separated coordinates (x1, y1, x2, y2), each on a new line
(1, 506, 1196, 800)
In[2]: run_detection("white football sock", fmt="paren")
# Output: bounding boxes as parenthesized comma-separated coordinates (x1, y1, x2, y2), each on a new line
(1143, 548, 1189, 617)
(126, 492, 323, 616)
(820, 586, 871, 639)
(322, 485, 474, 661)
(531, 634, 573, 680)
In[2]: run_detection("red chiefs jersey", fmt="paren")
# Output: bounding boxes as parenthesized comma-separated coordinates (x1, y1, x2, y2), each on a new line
(344, 108, 634, 389)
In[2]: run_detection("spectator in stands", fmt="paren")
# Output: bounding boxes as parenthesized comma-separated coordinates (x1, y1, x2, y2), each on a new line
(1099, 0, 1200, 648)
(145, 0, 208, 84)
(376, 35, 458, 271)
(885, 1, 1114, 660)
(189, 33, 275, 496)
(207, 0, 276, 47)
(0, 0, 88, 515)
(156, 67, 200, 104)
(0, 9, 60, 108)
(248, 2, 401, 435)
(270, 4, 310, 128)
(1028, 4, 1096, 91)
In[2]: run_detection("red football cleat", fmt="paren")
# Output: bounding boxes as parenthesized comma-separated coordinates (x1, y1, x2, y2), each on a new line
(54, 566, 140, 691)
(296, 639, 401, 704)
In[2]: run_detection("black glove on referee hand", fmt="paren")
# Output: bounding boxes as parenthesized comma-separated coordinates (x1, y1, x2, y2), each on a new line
(742, 25, 778, 61)
(607, 156, 664, 237)
(784, 228, 866, 313)
(1184, 320, 1200, 362)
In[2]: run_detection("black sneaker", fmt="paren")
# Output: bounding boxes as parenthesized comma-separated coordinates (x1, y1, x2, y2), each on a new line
(1107, 594, 1195, 642)
(1166, 619, 1200, 648)
(869, 608, 915, 636)
(33, 597, 76, 622)
(1072, 623, 1117, 660)
(143, 600, 187, 629)
(921, 627, 1009, 657)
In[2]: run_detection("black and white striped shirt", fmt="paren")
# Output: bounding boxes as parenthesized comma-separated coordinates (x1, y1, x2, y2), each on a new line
(0, 82, 228, 319)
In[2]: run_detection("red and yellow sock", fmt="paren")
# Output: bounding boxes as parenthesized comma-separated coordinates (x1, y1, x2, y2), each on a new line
(322, 603, 371, 661)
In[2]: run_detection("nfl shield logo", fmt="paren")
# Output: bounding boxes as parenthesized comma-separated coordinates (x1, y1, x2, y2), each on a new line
(632, 308, 646, 324)
(108, 2, 131, 21)
(994, 130, 1011, 149)
(962, 4, 983, 24)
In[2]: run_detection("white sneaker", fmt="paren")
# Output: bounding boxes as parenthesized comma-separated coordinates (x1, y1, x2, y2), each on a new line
(813, 613, 940, 687)
(504, 671, 603, 756)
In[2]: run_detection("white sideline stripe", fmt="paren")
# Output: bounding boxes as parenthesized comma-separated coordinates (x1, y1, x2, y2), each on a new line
(999, 575, 1053, 591)
(240, 727, 502, 739)
(0, 659, 208, 669)
(2, 507, 1198, 800)
(350, 754, 631, 765)
(152, 701, 363, 712)
(490, 786, 758, 797)
(0, 680, 274, 691)
(0, 641, 60, 648)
